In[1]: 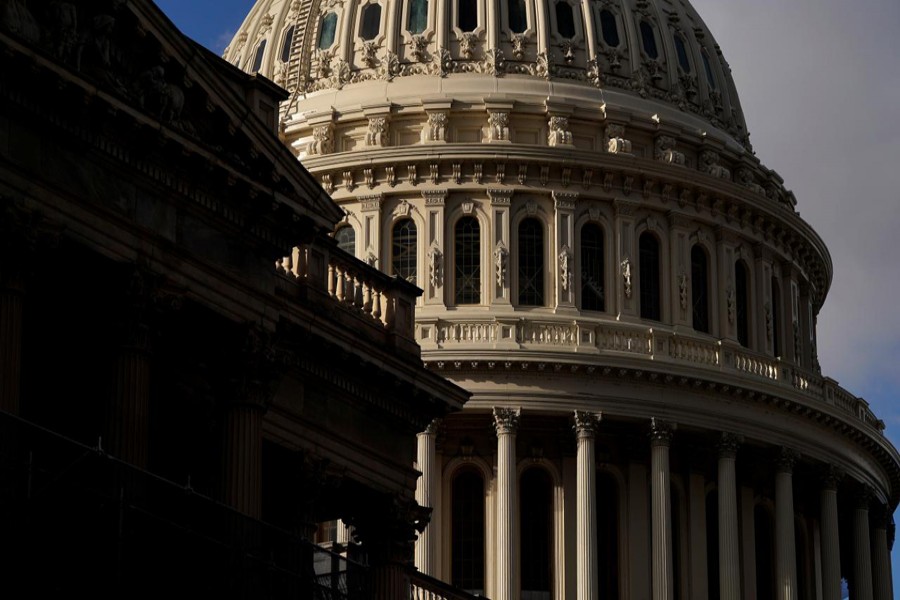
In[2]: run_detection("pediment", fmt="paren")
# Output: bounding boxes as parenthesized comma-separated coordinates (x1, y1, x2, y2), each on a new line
(0, 0, 342, 229)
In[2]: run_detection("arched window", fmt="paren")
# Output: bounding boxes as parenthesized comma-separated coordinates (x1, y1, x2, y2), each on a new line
(640, 21, 658, 59)
(518, 218, 544, 306)
(691, 245, 709, 333)
(458, 0, 478, 32)
(555, 1, 576, 39)
(407, 0, 428, 34)
(508, 0, 527, 34)
(361, 3, 382, 40)
(597, 470, 619, 598)
(581, 223, 605, 312)
(392, 219, 417, 283)
(639, 233, 661, 321)
(451, 469, 485, 595)
(335, 226, 355, 255)
(280, 25, 295, 63)
(701, 49, 717, 89)
(706, 490, 720, 600)
(771, 277, 781, 357)
(599, 10, 620, 47)
(674, 34, 691, 72)
(755, 506, 776, 599)
(318, 12, 338, 49)
(250, 40, 267, 72)
(520, 468, 552, 599)
(455, 217, 481, 304)
(735, 261, 750, 347)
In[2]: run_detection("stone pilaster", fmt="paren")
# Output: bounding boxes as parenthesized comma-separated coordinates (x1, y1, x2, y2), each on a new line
(852, 489, 874, 600)
(717, 433, 742, 600)
(414, 418, 442, 576)
(775, 447, 799, 600)
(493, 407, 521, 600)
(574, 411, 602, 600)
(872, 505, 894, 600)
(819, 466, 843, 600)
(650, 418, 675, 600)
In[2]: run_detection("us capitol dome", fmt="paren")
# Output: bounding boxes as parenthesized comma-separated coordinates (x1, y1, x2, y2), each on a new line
(226, 1, 898, 598)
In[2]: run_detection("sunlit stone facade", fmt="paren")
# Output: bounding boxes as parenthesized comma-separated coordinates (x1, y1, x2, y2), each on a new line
(229, 0, 899, 598)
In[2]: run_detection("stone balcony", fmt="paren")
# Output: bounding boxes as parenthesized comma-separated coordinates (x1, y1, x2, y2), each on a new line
(416, 314, 885, 437)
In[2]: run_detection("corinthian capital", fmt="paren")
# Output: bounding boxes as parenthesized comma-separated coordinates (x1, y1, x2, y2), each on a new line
(775, 446, 800, 474)
(717, 432, 743, 459)
(649, 418, 676, 446)
(492, 407, 521, 435)
(573, 410, 602, 438)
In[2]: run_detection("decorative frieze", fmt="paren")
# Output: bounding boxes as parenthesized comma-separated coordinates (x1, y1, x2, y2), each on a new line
(548, 116, 573, 146)
(493, 406, 522, 435)
(656, 135, 685, 166)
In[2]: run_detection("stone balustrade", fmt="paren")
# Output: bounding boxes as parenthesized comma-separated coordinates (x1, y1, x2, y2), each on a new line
(409, 569, 487, 600)
(276, 238, 420, 350)
(418, 315, 884, 435)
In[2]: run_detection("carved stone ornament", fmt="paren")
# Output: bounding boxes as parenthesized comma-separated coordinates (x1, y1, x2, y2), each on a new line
(726, 284, 736, 324)
(819, 464, 844, 491)
(548, 116, 573, 147)
(764, 301, 773, 341)
(573, 410, 602, 437)
(488, 110, 510, 142)
(559, 40, 576, 64)
(717, 432, 743, 458)
(461, 200, 475, 215)
(606, 124, 632, 154)
(307, 124, 334, 155)
(558, 245, 573, 292)
(656, 136, 685, 166)
(428, 245, 443, 288)
(621, 257, 632, 298)
(678, 272, 688, 310)
(366, 117, 388, 147)
(700, 150, 731, 179)
(409, 34, 429, 62)
(361, 40, 379, 68)
(511, 34, 527, 59)
(649, 418, 676, 446)
(775, 446, 800, 474)
(422, 112, 448, 142)
(494, 241, 509, 287)
(394, 199, 412, 218)
(486, 48, 506, 76)
(459, 32, 478, 59)
(493, 407, 522, 435)
(737, 167, 765, 195)
(424, 418, 444, 436)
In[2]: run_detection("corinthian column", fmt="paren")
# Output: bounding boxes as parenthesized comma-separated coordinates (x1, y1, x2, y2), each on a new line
(574, 411, 602, 600)
(414, 418, 442, 576)
(852, 489, 874, 600)
(717, 433, 743, 600)
(819, 466, 843, 600)
(775, 447, 799, 600)
(872, 504, 894, 600)
(493, 407, 521, 600)
(650, 418, 676, 600)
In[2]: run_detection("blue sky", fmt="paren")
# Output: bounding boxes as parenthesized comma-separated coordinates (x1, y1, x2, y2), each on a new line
(156, 1, 900, 594)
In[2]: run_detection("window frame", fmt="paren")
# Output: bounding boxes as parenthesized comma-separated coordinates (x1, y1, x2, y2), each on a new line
(453, 216, 483, 306)
(516, 217, 546, 307)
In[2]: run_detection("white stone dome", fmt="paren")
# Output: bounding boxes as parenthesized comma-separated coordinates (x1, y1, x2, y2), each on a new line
(225, 0, 750, 150)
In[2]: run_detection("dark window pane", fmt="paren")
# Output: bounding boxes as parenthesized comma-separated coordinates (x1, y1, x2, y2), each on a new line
(521, 469, 552, 596)
(599, 10, 620, 47)
(735, 261, 749, 347)
(640, 21, 658, 59)
(452, 470, 485, 595)
(407, 0, 428, 34)
(458, 0, 478, 32)
(455, 217, 481, 305)
(639, 233, 661, 321)
(702, 50, 717, 89)
(518, 218, 544, 306)
(674, 35, 691, 72)
(250, 40, 266, 72)
(281, 25, 295, 63)
(508, 0, 527, 34)
(318, 12, 338, 49)
(555, 2, 576, 39)
(392, 219, 417, 283)
(361, 3, 382, 40)
(691, 245, 709, 333)
(772, 277, 781, 357)
(581, 224, 605, 312)
(335, 226, 355, 255)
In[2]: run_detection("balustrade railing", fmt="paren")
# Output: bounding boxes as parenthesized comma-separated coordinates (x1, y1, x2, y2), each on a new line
(420, 315, 885, 435)
(276, 238, 419, 348)
(409, 570, 488, 600)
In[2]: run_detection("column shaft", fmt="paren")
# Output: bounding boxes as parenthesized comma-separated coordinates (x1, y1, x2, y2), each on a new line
(222, 403, 264, 518)
(718, 437, 741, 600)
(108, 348, 151, 467)
(872, 521, 893, 600)
(414, 421, 439, 576)
(575, 411, 601, 600)
(820, 487, 842, 600)
(650, 420, 675, 600)
(853, 503, 874, 600)
(775, 450, 798, 600)
(494, 407, 520, 600)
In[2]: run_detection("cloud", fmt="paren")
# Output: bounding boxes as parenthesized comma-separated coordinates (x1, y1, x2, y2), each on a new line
(212, 30, 235, 55)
